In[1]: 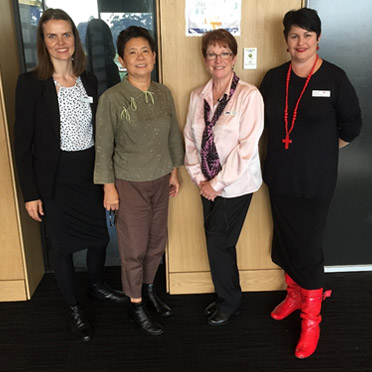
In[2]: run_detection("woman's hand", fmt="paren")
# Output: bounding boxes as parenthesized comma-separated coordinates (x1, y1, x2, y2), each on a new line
(339, 138, 349, 148)
(25, 199, 44, 222)
(103, 184, 119, 211)
(169, 169, 180, 197)
(199, 181, 220, 201)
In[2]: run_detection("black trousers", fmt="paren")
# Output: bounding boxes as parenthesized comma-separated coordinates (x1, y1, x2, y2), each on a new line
(202, 193, 252, 313)
(53, 246, 107, 306)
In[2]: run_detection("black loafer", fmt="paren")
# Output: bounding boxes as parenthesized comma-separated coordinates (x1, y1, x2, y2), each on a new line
(204, 301, 217, 317)
(88, 283, 128, 303)
(207, 309, 239, 327)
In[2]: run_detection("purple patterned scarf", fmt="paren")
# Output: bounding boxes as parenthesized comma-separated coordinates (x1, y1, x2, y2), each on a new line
(201, 73, 240, 180)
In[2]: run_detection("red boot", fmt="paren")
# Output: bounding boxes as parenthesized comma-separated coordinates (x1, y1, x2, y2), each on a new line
(295, 288, 331, 359)
(271, 273, 301, 320)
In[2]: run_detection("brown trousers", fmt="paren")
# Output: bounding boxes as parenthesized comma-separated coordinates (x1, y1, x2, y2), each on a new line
(115, 174, 170, 298)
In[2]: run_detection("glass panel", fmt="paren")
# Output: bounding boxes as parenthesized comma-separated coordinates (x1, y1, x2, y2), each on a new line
(84, 17, 121, 96)
(16, 0, 157, 83)
(100, 12, 154, 80)
(45, 0, 99, 22)
(17, 0, 43, 71)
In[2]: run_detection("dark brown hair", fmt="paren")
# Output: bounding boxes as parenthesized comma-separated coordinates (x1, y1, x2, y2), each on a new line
(34, 8, 86, 80)
(117, 26, 156, 59)
(201, 29, 238, 58)
(283, 8, 321, 40)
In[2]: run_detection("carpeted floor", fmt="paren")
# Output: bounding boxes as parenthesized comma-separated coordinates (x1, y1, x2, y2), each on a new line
(1, 267, 372, 372)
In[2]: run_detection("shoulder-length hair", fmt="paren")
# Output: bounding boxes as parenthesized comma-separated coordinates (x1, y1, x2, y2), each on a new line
(34, 8, 86, 80)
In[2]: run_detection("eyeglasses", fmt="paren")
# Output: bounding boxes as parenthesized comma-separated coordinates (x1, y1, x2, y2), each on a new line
(205, 52, 233, 60)
(109, 210, 116, 227)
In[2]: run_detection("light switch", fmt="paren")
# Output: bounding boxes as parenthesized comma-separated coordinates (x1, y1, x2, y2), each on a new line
(243, 48, 257, 69)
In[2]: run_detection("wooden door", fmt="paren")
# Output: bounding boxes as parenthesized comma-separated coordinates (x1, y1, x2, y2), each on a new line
(158, 0, 304, 294)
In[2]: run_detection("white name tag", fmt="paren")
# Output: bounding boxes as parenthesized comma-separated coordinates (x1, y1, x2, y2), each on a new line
(81, 96, 93, 103)
(312, 90, 331, 97)
(224, 111, 237, 116)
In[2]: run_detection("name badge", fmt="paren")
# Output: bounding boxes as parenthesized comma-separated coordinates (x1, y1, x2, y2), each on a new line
(81, 96, 93, 103)
(312, 90, 331, 97)
(224, 111, 237, 116)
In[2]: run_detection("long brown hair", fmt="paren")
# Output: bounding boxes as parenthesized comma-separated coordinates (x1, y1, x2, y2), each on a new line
(34, 8, 86, 80)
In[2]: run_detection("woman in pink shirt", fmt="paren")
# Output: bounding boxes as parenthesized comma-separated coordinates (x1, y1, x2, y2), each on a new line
(184, 29, 264, 326)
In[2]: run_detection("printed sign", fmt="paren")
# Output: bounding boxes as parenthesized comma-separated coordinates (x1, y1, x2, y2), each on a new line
(186, 0, 241, 36)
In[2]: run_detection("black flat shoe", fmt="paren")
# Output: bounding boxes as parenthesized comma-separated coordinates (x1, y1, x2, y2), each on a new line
(204, 301, 217, 317)
(143, 284, 172, 317)
(69, 304, 92, 342)
(88, 282, 128, 303)
(129, 302, 165, 336)
(207, 309, 239, 327)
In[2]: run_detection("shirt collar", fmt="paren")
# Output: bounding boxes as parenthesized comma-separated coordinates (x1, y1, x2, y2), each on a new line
(122, 76, 154, 94)
(199, 73, 236, 100)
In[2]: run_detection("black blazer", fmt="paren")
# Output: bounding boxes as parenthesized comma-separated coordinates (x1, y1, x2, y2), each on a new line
(14, 70, 98, 202)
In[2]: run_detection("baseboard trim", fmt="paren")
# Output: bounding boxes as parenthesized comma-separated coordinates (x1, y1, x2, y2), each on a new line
(325, 265, 372, 273)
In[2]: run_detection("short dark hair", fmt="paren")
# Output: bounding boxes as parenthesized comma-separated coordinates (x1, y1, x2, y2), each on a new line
(117, 26, 156, 58)
(283, 8, 321, 39)
(34, 8, 86, 80)
(201, 29, 238, 58)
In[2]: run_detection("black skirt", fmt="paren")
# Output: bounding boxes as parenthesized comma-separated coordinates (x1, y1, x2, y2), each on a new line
(43, 147, 109, 255)
(269, 192, 332, 289)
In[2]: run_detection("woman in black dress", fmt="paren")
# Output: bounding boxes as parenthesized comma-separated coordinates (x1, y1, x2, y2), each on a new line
(14, 9, 126, 342)
(260, 8, 362, 358)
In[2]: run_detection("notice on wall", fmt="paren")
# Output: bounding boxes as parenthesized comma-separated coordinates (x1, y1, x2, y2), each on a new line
(185, 0, 241, 36)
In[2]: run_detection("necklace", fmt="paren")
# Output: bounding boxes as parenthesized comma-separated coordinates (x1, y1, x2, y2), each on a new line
(283, 54, 319, 149)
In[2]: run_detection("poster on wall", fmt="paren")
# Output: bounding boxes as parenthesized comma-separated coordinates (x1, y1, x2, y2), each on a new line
(185, 0, 241, 36)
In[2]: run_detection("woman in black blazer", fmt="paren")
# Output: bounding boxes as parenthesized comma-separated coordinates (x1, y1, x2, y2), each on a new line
(14, 8, 126, 342)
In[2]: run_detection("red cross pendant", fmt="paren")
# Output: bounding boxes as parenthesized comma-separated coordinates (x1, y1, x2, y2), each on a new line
(282, 134, 292, 150)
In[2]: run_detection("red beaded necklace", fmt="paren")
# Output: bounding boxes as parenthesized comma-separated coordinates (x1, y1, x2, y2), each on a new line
(283, 54, 319, 149)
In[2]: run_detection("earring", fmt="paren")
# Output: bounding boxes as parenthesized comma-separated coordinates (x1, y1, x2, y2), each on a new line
(317, 44, 320, 50)
(286, 47, 289, 52)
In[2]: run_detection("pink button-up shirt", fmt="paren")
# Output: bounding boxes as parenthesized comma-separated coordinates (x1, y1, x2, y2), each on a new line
(184, 77, 264, 198)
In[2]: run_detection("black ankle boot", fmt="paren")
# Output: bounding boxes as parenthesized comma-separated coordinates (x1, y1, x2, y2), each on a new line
(88, 282, 128, 303)
(129, 302, 164, 336)
(69, 304, 92, 342)
(143, 284, 172, 317)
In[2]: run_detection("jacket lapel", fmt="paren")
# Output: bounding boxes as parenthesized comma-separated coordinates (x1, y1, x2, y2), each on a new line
(41, 77, 60, 138)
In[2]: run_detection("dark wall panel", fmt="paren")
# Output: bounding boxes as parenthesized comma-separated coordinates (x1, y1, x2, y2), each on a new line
(307, 0, 372, 265)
